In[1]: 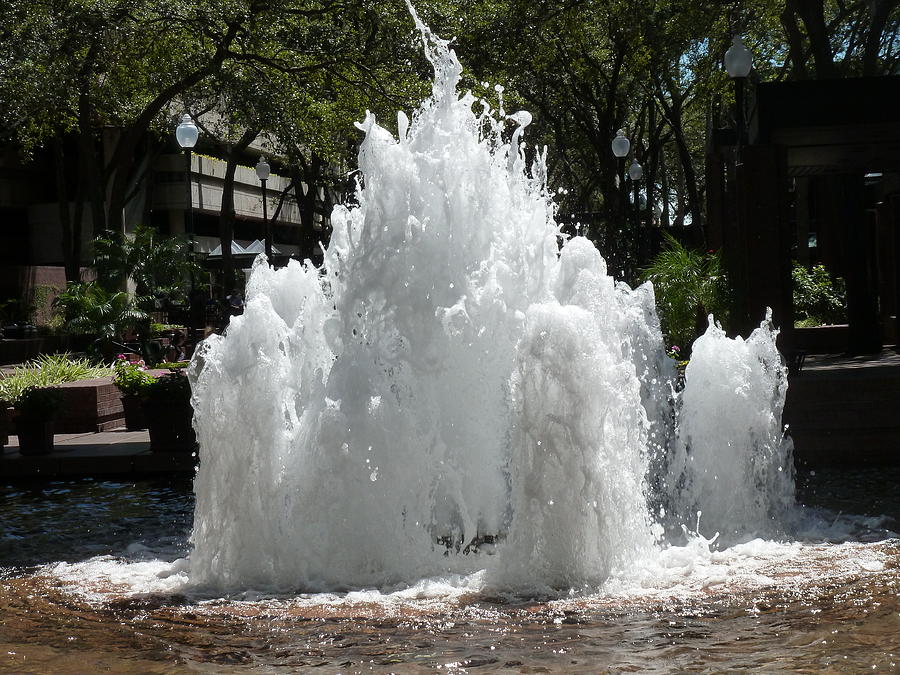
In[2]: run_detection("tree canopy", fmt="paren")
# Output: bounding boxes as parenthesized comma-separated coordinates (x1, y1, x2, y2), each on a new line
(0, 0, 430, 279)
(1, 0, 897, 282)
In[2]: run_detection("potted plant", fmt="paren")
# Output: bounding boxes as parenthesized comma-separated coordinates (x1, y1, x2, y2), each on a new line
(140, 370, 196, 453)
(13, 386, 63, 456)
(0, 398, 9, 448)
(112, 356, 154, 430)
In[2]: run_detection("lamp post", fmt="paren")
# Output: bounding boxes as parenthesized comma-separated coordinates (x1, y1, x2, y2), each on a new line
(628, 158, 643, 227)
(724, 36, 754, 335)
(628, 158, 644, 262)
(725, 35, 753, 157)
(255, 156, 271, 263)
(611, 129, 630, 226)
(175, 114, 198, 248)
(175, 114, 199, 342)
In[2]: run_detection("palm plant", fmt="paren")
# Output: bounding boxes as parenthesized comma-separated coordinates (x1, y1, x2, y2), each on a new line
(52, 281, 149, 359)
(640, 233, 730, 354)
(93, 225, 201, 306)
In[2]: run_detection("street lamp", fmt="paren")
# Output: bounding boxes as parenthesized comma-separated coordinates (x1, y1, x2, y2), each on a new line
(611, 129, 630, 225)
(175, 113, 199, 340)
(255, 156, 271, 263)
(725, 36, 753, 152)
(628, 159, 643, 226)
(175, 113, 198, 253)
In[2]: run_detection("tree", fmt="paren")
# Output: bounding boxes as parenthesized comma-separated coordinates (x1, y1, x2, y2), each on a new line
(185, 0, 428, 279)
(779, 0, 900, 77)
(0, 0, 427, 282)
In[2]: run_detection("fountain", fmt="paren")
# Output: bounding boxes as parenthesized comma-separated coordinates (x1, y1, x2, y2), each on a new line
(1, 7, 896, 673)
(187, 5, 795, 595)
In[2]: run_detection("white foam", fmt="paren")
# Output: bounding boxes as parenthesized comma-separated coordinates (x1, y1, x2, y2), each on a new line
(666, 315, 796, 546)
(184, 6, 801, 595)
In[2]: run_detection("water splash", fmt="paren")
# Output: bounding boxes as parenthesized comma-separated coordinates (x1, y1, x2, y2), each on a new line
(667, 314, 795, 545)
(187, 11, 794, 594)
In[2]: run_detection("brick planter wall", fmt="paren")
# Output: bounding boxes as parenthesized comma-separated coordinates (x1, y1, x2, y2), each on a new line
(56, 376, 124, 433)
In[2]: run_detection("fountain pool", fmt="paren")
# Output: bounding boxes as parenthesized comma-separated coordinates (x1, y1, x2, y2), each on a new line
(0, 472, 897, 672)
(2, 6, 899, 673)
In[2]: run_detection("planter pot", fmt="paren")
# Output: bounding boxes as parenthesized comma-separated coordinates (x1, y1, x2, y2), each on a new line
(0, 404, 9, 448)
(143, 398, 196, 453)
(121, 394, 147, 431)
(15, 418, 56, 456)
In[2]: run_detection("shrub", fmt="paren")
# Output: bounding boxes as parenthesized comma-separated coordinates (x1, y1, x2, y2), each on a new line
(640, 234, 731, 352)
(150, 323, 185, 335)
(52, 281, 148, 337)
(141, 371, 191, 402)
(94, 225, 201, 306)
(155, 361, 189, 370)
(112, 357, 156, 397)
(792, 263, 847, 327)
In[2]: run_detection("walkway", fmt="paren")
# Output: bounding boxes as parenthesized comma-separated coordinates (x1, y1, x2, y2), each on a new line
(1, 428, 196, 481)
(800, 348, 900, 375)
(785, 348, 900, 465)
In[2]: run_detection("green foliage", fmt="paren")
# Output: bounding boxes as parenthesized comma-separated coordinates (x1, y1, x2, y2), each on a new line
(2, 0, 898, 278)
(93, 225, 200, 305)
(792, 263, 847, 327)
(0, 285, 61, 328)
(13, 386, 64, 421)
(113, 356, 191, 400)
(640, 234, 730, 351)
(112, 358, 156, 397)
(30, 284, 58, 326)
(151, 323, 185, 335)
(155, 362, 189, 370)
(140, 371, 191, 402)
(52, 281, 148, 340)
(0, 354, 110, 405)
(0, 0, 428, 263)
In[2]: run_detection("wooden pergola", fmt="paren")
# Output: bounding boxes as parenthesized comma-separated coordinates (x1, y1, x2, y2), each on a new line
(707, 75, 900, 354)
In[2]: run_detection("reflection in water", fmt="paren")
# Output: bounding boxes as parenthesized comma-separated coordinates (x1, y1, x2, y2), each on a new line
(0, 475, 898, 672)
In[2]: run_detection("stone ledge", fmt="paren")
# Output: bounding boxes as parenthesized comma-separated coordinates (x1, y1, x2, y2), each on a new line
(0, 430, 197, 480)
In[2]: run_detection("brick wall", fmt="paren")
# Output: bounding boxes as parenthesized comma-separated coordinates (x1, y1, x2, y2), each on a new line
(57, 376, 124, 433)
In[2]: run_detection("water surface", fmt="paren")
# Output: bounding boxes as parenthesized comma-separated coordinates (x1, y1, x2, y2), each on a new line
(1, 472, 897, 673)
